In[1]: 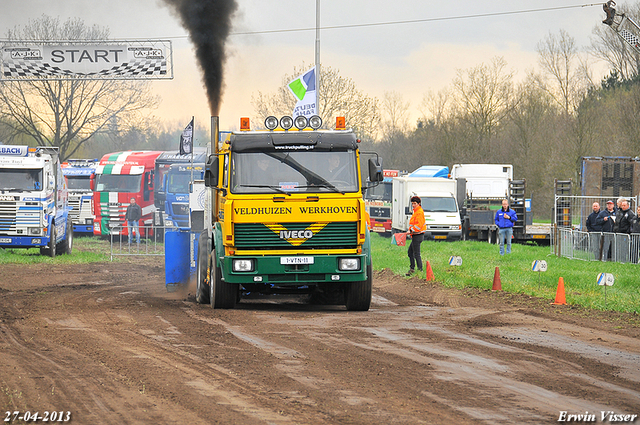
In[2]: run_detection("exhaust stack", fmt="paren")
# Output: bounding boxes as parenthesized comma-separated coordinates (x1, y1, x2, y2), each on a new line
(211, 116, 220, 154)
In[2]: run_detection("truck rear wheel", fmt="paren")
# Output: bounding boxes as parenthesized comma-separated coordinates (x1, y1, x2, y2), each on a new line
(195, 231, 210, 304)
(345, 263, 372, 311)
(210, 252, 237, 309)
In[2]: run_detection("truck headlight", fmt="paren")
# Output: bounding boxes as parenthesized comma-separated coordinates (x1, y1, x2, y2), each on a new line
(29, 228, 41, 235)
(232, 259, 254, 272)
(338, 258, 360, 271)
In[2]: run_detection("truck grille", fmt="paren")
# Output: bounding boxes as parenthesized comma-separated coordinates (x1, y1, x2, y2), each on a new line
(68, 196, 81, 220)
(0, 201, 18, 232)
(234, 222, 358, 250)
(369, 206, 390, 219)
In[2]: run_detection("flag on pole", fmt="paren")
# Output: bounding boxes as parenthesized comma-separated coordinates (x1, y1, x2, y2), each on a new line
(288, 66, 317, 118)
(179, 117, 194, 155)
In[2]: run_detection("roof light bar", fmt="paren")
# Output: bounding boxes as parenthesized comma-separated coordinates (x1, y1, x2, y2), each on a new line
(279, 116, 293, 130)
(264, 116, 278, 131)
(293, 115, 308, 130)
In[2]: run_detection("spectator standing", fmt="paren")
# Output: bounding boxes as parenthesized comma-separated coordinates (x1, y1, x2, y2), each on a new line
(125, 197, 142, 245)
(586, 202, 602, 260)
(630, 206, 640, 263)
(596, 200, 616, 260)
(616, 200, 635, 262)
(405, 196, 426, 276)
(494, 199, 518, 256)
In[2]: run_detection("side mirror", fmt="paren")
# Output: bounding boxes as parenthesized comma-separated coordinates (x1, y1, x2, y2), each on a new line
(204, 155, 219, 188)
(90, 174, 95, 191)
(368, 157, 383, 182)
(147, 171, 154, 189)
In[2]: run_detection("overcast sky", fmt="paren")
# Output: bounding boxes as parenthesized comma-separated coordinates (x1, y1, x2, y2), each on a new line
(1, 0, 611, 137)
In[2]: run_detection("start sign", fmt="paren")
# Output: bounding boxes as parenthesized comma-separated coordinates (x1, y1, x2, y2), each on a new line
(1, 41, 173, 81)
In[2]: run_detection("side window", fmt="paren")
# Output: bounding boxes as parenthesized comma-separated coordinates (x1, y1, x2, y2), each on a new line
(223, 154, 229, 188)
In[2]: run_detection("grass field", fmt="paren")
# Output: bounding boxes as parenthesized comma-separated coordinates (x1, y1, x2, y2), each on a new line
(2, 233, 638, 314)
(372, 233, 640, 314)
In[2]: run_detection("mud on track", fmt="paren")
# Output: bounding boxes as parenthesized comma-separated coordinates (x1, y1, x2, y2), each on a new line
(1, 259, 639, 424)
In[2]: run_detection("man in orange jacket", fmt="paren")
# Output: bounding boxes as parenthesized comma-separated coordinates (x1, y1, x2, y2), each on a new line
(405, 196, 426, 275)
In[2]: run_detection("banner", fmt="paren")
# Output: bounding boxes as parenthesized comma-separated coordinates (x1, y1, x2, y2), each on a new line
(1, 40, 172, 80)
(288, 66, 317, 118)
(179, 118, 194, 156)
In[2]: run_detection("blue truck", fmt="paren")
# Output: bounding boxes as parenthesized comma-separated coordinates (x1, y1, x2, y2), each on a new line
(61, 159, 98, 233)
(0, 145, 73, 257)
(163, 163, 205, 229)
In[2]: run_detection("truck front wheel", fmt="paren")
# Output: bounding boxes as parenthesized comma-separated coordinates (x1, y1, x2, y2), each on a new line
(58, 220, 73, 255)
(42, 225, 57, 258)
(345, 263, 372, 311)
(210, 252, 237, 309)
(195, 232, 210, 304)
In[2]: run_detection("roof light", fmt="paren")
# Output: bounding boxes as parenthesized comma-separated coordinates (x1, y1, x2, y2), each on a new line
(294, 115, 308, 130)
(264, 116, 278, 130)
(279, 116, 293, 130)
(336, 116, 346, 130)
(240, 117, 251, 131)
(309, 115, 322, 130)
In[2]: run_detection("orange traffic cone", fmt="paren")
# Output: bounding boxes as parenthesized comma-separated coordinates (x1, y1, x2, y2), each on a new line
(492, 266, 502, 291)
(551, 277, 567, 305)
(425, 261, 435, 282)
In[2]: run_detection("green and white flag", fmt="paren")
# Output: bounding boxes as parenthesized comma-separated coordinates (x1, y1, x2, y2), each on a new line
(288, 66, 317, 118)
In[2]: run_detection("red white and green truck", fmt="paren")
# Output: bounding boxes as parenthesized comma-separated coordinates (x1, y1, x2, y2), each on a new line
(92, 150, 163, 237)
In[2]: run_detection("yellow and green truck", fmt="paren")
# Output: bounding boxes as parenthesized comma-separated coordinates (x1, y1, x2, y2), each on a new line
(195, 116, 383, 310)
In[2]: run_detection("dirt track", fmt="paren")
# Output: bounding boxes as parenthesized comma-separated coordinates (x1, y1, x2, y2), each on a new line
(1, 254, 639, 424)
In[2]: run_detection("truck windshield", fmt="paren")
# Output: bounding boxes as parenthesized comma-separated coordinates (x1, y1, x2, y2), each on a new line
(167, 173, 191, 194)
(95, 174, 142, 193)
(231, 150, 359, 194)
(422, 197, 458, 213)
(66, 176, 91, 191)
(365, 181, 392, 201)
(0, 168, 43, 191)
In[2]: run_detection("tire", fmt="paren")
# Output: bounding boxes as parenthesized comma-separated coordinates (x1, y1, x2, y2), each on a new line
(345, 263, 372, 311)
(210, 251, 237, 309)
(195, 231, 210, 304)
(45, 225, 57, 258)
(58, 220, 73, 255)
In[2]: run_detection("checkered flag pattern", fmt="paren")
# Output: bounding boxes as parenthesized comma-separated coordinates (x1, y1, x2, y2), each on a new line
(3, 58, 167, 79)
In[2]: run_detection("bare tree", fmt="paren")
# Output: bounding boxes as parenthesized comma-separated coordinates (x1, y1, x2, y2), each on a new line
(451, 56, 514, 161)
(536, 29, 594, 115)
(0, 15, 159, 160)
(251, 64, 380, 141)
(589, 2, 640, 81)
(380, 91, 410, 138)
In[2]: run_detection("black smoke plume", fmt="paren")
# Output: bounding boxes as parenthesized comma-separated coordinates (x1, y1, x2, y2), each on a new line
(164, 0, 238, 116)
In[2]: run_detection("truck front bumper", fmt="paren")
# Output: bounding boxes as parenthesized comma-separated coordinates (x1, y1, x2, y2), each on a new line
(0, 235, 49, 248)
(424, 230, 462, 241)
(221, 254, 368, 285)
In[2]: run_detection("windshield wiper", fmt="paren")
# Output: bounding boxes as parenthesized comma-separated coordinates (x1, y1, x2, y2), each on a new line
(238, 184, 292, 196)
(296, 184, 345, 194)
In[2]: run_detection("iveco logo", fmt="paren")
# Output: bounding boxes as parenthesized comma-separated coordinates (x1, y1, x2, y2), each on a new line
(279, 230, 313, 240)
(0, 195, 15, 201)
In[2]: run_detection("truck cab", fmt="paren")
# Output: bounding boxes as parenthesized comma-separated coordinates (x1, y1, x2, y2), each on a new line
(62, 159, 97, 233)
(0, 145, 73, 256)
(163, 163, 205, 229)
(392, 174, 462, 241)
(92, 150, 162, 237)
(196, 116, 383, 310)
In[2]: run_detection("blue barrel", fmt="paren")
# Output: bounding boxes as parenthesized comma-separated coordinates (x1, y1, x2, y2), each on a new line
(165, 230, 190, 291)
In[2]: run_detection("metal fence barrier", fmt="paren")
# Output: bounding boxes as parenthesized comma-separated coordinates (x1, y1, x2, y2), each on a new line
(109, 225, 165, 260)
(556, 228, 640, 264)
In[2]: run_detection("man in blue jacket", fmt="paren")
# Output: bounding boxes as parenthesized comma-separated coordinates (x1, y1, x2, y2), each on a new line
(495, 199, 518, 256)
(596, 200, 616, 260)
